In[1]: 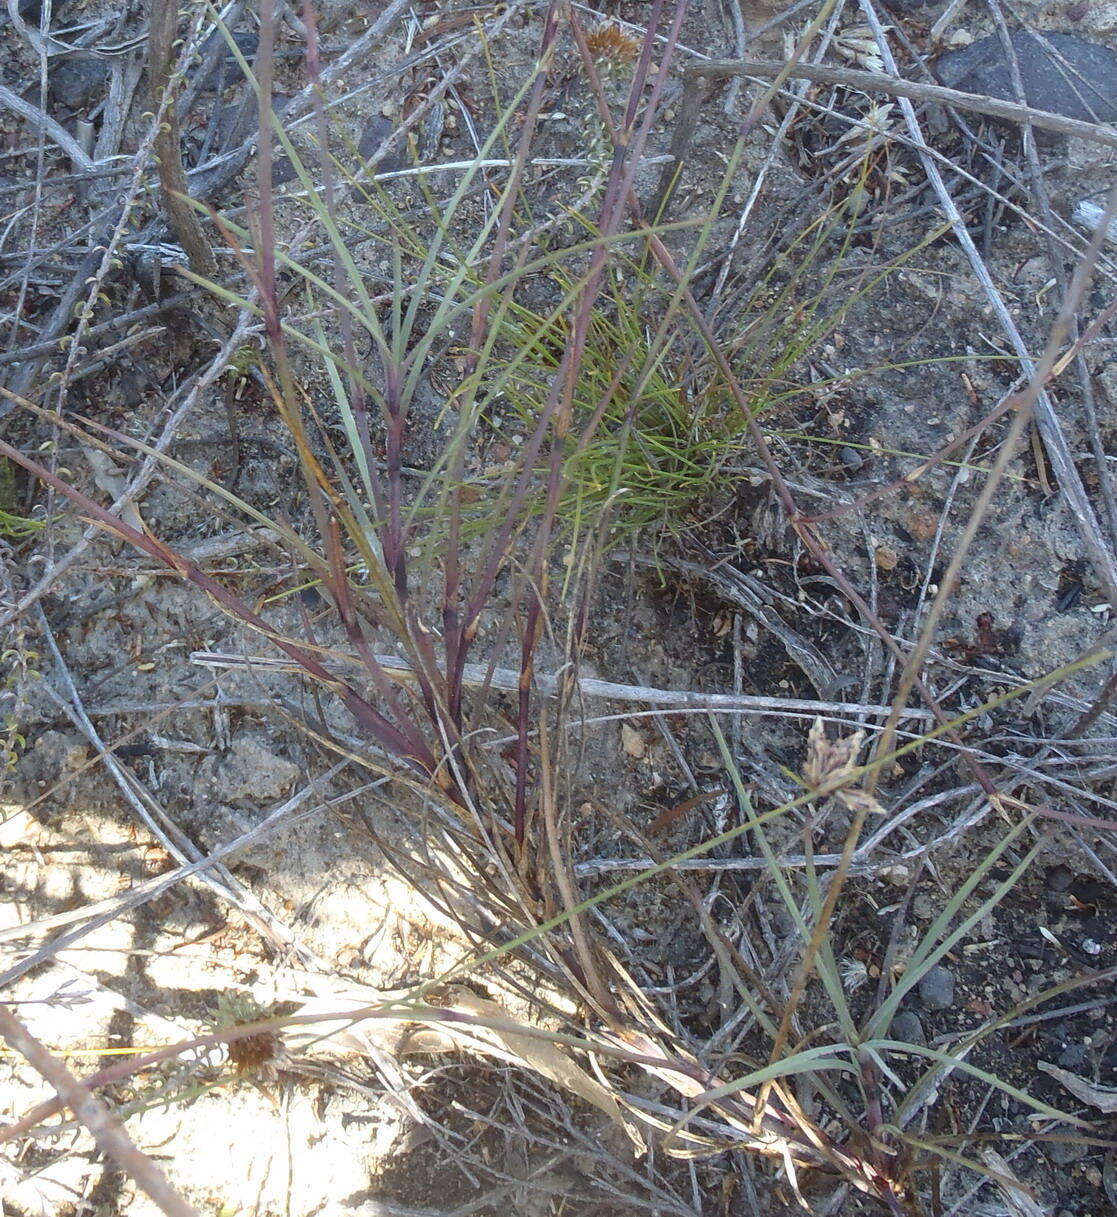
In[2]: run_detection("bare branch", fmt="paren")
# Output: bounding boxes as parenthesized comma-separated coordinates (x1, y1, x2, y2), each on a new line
(148, 0, 216, 276)
(688, 57, 1117, 151)
(0, 1004, 200, 1217)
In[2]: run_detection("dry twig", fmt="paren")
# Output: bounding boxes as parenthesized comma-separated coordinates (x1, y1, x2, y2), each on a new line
(148, 0, 216, 275)
(687, 57, 1117, 150)
(0, 1004, 199, 1217)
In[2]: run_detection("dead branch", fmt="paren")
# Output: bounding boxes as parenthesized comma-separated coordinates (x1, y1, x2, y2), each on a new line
(148, 0, 215, 276)
(0, 1004, 200, 1217)
(689, 57, 1117, 151)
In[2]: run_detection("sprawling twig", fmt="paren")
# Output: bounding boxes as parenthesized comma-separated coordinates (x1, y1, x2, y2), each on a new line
(0, 1004, 199, 1217)
(686, 57, 1117, 150)
(0, 83, 96, 173)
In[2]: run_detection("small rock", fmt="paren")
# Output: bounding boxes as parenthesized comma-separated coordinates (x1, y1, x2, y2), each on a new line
(1049, 1138, 1090, 1165)
(358, 117, 409, 177)
(840, 446, 864, 472)
(1046, 863, 1074, 892)
(50, 56, 109, 110)
(880, 861, 912, 886)
(272, 154, 300, 186)
(934, 31, 1117, 125)
(621, 722, 646, 759)
(197, 31, 259, 92)
(29, 730, 89, 780)
(214, 734, 299, 805)
(1057, 1042, 1089, 1069)
(891, 1010, 926, 1046)
(1073, 199, 1117, 245)
(918, 965, 956, 1010)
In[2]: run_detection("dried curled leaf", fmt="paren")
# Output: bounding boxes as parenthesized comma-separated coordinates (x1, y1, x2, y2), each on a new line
(980, 1149, 1046, 1217)
(443, 988, 642, 1149)
(81, 444, 145, 534)
(1038, 1061, 1117, 1113)
(287, 988, 643, 1150)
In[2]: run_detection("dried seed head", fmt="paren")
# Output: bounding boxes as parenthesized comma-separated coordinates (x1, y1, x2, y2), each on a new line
(214, 992, 281, 1077)
(228, 1026, 282, 1076)
(802, 718, 886, 815)
(840, 957, 870, 993)
(585, 20, 640, 65)
(803, 717, 865, 790)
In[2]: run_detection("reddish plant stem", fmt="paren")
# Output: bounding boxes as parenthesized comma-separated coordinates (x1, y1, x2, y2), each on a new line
(0, 439, 440, 779)
(442, 2, 563, 732)
(323, 515, 442, 773)
(510, 0, 689, 844)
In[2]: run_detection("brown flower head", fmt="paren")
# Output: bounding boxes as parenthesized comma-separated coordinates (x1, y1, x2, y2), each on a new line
(585, 20, 640, 65)
(802, 718, 885, 815)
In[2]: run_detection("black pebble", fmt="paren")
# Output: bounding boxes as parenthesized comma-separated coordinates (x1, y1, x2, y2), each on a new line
(358, 117, 409, 177)
(197, 31, 260, 93)
(891, 1009, 927, 1045)
(49, 56, 109, 110)
(934, 30, 1117, 125)
(1057, 1042, 1088, 1069)
(1046, 863, 1074, 892)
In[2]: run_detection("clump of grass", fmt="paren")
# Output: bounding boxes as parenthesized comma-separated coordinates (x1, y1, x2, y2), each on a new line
(493, 272, 739, 539)
(1, 2, 1103, 1212)
(484, 196, 942, 549)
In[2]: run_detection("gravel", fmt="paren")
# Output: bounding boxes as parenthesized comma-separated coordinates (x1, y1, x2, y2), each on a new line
(918, 965, 956, 1011)
(890, 1010, 927, 1046)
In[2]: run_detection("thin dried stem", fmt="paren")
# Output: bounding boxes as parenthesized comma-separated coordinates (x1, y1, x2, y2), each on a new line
(686, 57, 1117, 151)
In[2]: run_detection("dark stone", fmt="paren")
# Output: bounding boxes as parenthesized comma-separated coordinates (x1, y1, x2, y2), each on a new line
(271, 154, 299, 187)
(358, 117, 408, 177)
(1046, 863, 1074, 892)
(1049, 1139, 1090, 1164)
(934, 31, 1117, 125)
(267, 103, 299, 186)
(210, 93, 261, 153)
(840, 446, 864, 472)
(918, 965, 956, 1010)
(50, 56, 109, 110)
(197, 31, 260, 93)
(891, 1010, 926, 1046)
(1057, 1042, 1089, 1069)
